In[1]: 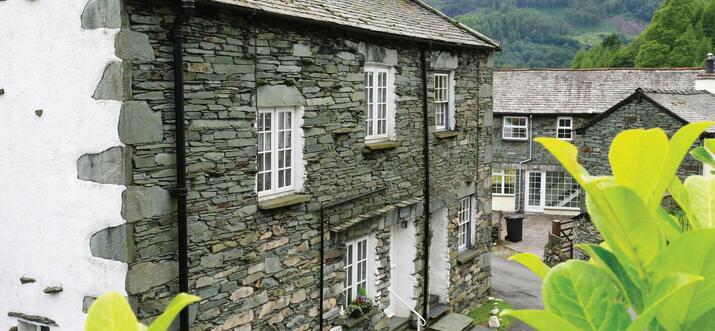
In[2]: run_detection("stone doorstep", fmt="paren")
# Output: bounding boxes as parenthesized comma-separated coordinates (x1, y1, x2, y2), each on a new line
(428, 313, 474, 331)
(257, 193, 311, 210)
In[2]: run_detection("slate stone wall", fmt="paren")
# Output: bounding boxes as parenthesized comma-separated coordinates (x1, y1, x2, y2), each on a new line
(577, 98, 702, 178)
(492, 114, 592, 212)
(121, 1, 494, 330)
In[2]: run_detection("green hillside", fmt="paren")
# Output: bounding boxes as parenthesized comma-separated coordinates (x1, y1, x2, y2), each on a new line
(426, 0, 663, 68)
(572, 0, 715, 68)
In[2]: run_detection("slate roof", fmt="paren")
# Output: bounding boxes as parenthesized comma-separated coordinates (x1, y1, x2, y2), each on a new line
(494, 68, 702, 114)
(642, 89, 715, 130)
(579, 88, 715, 133)
(207, 0, 499, 49)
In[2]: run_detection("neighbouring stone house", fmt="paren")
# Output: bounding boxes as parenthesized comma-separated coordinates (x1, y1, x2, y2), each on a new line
(0, 1, 498, 331)
(572, 69, 715, 257)
(491, 68, 702, 216)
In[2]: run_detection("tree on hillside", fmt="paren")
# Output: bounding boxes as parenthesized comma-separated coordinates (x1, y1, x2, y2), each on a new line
(573, 0, 714, 68)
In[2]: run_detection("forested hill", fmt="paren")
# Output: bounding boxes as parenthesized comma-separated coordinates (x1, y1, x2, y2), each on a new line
(572, 0, 715, 68)
(426, 0, 663, 68)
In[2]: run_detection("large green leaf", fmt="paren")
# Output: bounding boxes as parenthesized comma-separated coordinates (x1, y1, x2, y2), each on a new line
(509, 253, 550, 280)
(542, 260, 632, 331)
(652, 122, 715, 209)
(652, 229, 715, 329)
(609, 128, 669, 208)
(500, 309, 583, 331)
(535, 138, 592, 187)
(577, 244, 644, 312)
(585, 186, 664, 279)
(683, 176, 715, 229)
(85, 291, 139, 331)
(690, 147, 715, 169)
(147, 293, 201, 331)
(627, 273, 703, 331)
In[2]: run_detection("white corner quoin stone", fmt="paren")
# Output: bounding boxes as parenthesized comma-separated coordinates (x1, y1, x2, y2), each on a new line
(0, 0, 126, 330)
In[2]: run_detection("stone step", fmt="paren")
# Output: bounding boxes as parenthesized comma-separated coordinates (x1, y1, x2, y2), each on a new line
(389, 316, 410, 331)
(429, 294, 440, 305)
(428, 303, 449, 320)
(428, 313, 474, 331)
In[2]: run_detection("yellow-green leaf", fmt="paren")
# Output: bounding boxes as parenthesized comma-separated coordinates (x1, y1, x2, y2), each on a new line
(500, 309, 583, 331)
(655, 122, 715, 208)
(608, 128, 668, 207)
(627, 273, 702, 331)
(683, 176, 715, 229)
(652, 229, 715, 329)
(85, 291, 139, 331)
(147, 293, 201, 331)
(509, 253, 550, 280)
(534, 138, 592, 187)
(542, 260, 632, 331)
(585, 186, 663, 279)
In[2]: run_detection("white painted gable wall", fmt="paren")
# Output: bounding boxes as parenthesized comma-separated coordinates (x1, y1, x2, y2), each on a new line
(0, 0, 125, 330)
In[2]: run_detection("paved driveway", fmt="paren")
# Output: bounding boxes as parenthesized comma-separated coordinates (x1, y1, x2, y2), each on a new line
(491, 256, 543, 331)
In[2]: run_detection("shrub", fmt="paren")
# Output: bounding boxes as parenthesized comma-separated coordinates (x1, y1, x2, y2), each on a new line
(503, 123, 715, 330)
(85, 292, 199, 331)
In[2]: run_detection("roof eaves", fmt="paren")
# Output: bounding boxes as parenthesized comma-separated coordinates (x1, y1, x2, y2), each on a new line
(409, 0, 501, 50)
(203, 0, 500, 50)
(576, 89, 692, 133)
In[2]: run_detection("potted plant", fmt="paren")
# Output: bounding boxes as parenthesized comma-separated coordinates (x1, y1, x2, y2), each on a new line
(345, 288, 373, 318)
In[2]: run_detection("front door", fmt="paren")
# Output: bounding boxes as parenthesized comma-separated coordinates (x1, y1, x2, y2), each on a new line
(387, 220, 418, 318)
(525, 171, 545, 212)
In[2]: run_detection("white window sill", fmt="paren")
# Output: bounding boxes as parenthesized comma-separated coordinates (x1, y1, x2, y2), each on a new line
(492, 194, 516, 197)
(502, 137, 528, 141)
(543, 206, 581, 211)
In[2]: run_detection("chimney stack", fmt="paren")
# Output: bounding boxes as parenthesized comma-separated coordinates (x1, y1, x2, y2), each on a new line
(696, 53, 715, 94)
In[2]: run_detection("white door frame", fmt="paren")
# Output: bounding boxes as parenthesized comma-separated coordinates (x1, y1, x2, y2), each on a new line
(525, 171, 545, 212)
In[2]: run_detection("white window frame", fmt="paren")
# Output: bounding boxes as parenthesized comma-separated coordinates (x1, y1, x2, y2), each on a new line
(457, 196, 474, 252)
(364, 65, 396, 141)
(524, 171, 581, 212)
(344, 236, 370, 305)
(256, 106, 304, 199)
(434, 72, 455, 131)
(492, 169, 516, 196)
(502, 116, 528, 140)
(17, 320, 50, 331)
(556, 116, 573, 141)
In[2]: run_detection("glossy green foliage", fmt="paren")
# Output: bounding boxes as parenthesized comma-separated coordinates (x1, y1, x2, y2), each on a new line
(85, 292, 200, 331)
(503, 123, 715, 330)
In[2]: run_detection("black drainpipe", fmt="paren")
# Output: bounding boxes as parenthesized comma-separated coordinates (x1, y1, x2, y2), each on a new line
(171, 1, 194, 331)
(419, 47, 432, 324)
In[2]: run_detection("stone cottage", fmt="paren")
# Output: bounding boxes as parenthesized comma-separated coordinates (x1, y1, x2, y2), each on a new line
(571, 59, 715, 259)
(491, 68, 701, 215)
(0, 0, 498, 331)
(577, 87, 715, 177)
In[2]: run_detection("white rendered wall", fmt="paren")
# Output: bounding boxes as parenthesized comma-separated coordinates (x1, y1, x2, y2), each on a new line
(695, 77, 715, 94)
(491, 196, 516, 212)
(428, 208, 450, 303)
(391, 219, 417, 317)
(0, 1, 125, 330)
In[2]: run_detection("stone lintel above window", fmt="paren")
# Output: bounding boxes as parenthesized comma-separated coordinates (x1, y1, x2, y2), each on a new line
(363, 140, 400, 152)
(258, 193, 311, 210)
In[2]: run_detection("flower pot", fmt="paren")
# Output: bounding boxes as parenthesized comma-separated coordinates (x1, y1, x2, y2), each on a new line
(350, 309, 363, 318)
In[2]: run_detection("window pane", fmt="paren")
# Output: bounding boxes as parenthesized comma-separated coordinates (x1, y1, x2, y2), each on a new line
(528, 172, 541, 207)
(545, 172, 580, 208)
